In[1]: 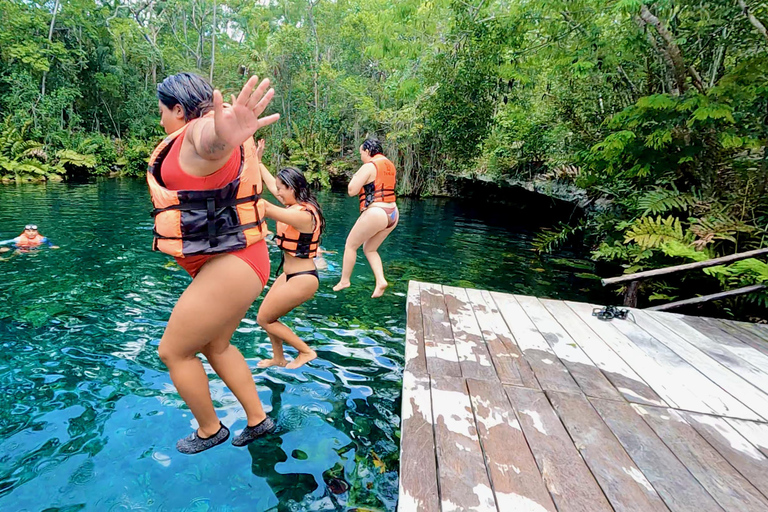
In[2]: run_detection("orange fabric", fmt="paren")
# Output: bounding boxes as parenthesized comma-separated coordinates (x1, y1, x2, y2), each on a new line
(160, 121, 241, 190)
(147, 113, 266, 258)
(359, 154, 396, 211)
(15, 233, 45, 247)
(174, 239, 270, 286)
(276, 203, 321, 258)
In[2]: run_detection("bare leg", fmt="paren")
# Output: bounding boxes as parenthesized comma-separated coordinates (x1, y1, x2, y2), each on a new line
(158, 254, 265, 438)
(257, 273, 318, 369)
(257, 333, 288, 368)
(363, 212, 397, 297)
(333, 208, 389, 292)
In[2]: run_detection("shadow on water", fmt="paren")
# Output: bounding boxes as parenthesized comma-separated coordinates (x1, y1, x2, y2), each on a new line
(0, 179, 609, 511)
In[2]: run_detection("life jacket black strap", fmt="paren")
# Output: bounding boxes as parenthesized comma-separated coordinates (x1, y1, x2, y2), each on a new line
(151, 193, 260, 217)
(152, 219, 263, 241)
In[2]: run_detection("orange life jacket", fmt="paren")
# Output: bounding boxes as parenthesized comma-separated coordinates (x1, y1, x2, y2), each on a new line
(146, 118, 267, 258)
(359, 154, 396, 211)
(275, 203, 321, 258)
(15, 233, 45, 247)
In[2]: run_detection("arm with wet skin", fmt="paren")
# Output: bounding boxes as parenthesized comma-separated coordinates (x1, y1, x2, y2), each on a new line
(263, 202, 315, 233)
(255, 139, 279, 199)
(347, 162, 375, 197)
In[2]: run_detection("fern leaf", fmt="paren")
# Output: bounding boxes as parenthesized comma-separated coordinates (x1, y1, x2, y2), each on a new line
(624, 215, 687, 249)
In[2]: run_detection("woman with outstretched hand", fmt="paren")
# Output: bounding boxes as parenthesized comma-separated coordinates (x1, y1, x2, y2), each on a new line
(147, 72, 279, 454)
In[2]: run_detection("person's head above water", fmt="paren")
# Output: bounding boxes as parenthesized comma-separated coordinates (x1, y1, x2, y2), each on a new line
(276, 167, 326, 235)
(359, 138, 383, 163)
(23, 224, 39, 237)
(157, 73, 214, 134)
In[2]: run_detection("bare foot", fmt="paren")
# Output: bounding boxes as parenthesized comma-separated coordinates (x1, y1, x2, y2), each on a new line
(257, 358, 287, 368)
(286, 350, 317, 369)
(333, 281, 350, 292)
(371, 280, 388, 298)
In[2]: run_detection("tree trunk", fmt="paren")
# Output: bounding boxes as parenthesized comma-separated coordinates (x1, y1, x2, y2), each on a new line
(623, 281, 640, 307)
(307, 0, 320, 119)
(210, 0, 216, 83)
(41, 0, 61, 98)
(638, 5, 704, 93)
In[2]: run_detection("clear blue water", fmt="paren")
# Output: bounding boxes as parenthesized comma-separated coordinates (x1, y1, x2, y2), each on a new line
(0, 179, 609, 511)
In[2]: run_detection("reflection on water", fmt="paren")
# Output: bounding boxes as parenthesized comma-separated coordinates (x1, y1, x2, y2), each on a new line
(0, 179, 607, 511)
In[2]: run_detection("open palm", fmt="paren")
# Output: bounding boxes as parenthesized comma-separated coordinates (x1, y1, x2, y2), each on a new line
(213, 76, 280, 148)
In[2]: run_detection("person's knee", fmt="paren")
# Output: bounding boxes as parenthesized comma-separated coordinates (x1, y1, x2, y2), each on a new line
(257, 312, 274, 329)
(201, 341, 228, 361)
(158, 340, 181, 366)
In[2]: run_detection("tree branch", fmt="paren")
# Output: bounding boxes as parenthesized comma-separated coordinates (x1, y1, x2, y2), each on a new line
(738, 0, 768, 43)
(638, 5, 705, 93)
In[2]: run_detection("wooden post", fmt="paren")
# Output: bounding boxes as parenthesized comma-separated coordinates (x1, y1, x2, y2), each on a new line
(624, 281, 639, 308)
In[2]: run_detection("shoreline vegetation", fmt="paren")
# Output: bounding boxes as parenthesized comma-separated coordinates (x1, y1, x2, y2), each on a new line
(3, 0, 768, 317)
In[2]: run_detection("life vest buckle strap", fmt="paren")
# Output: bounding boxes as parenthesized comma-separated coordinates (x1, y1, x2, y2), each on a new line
(206, 197, 218, 248)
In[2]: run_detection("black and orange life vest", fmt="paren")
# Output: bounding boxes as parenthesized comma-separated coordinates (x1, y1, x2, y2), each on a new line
(358, 154, 396, 211)
(275, 203, 321, 258)
(146, 119, 267, 258)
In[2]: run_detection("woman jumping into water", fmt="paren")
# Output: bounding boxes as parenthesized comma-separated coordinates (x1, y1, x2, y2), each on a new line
(148, 72, 279, 454)
(333, 138, 398, 298)
(255, 139, 324, 369)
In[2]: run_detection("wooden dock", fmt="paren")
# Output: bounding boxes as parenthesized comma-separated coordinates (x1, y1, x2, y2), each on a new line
(398, 281, 768, 512)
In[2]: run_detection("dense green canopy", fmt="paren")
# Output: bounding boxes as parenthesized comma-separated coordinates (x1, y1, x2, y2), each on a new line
(2, 0, 768, 311)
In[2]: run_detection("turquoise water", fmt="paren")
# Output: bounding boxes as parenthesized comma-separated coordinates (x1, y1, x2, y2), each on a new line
(0, 179, 609, 511)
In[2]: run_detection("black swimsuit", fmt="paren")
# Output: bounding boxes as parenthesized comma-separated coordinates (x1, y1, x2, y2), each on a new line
(285, 269, 319, 281)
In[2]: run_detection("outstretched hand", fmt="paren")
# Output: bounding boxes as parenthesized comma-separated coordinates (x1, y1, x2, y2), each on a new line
(256, 139, 266, 162)
(213, 76, 280, 149)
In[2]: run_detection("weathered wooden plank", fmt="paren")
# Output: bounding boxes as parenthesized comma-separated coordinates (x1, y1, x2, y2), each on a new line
(466, 288, 538, 388)
(504, 385, 613, 512)
(726, 418, 768, 459)
(682, 411, 768, 499)
(405, 280, 427, 376)
(443, 286, 498, 381)
(547, 390, 669, 511)
(703, 317, 768, 368)
(634, 404, 768, 512)
(719, 319, 768, 357)
(467, 379, 557, 512)
(601, 306, 750, 418)
(590, 398, 724, 512)
(541, 299, 666, 406)
(431, 376, 497, 512)
(420, 282, 461, 377)
(398, 372, 440, 512)
(632, 311, 766, 421)
(516, 295, 622, 400)
(678, 315, 768, 402)
(566, 301, 688, 409)
(492, 292, 581, 394)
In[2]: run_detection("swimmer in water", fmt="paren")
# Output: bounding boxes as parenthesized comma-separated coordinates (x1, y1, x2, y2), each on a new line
(0, 224, 59, 252)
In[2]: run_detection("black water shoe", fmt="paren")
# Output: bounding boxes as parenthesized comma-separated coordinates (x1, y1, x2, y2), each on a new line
(232, 417, 276, 447)
(176, 423, 230, 454)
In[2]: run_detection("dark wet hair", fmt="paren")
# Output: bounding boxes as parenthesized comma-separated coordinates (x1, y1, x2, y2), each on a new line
(361, 138, 383, 157)
(157, 73, 213, 121)
(277, 167, 326, 235)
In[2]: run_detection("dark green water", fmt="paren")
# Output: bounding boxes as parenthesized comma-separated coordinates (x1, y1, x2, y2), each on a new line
(0, 179, 610, 511)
